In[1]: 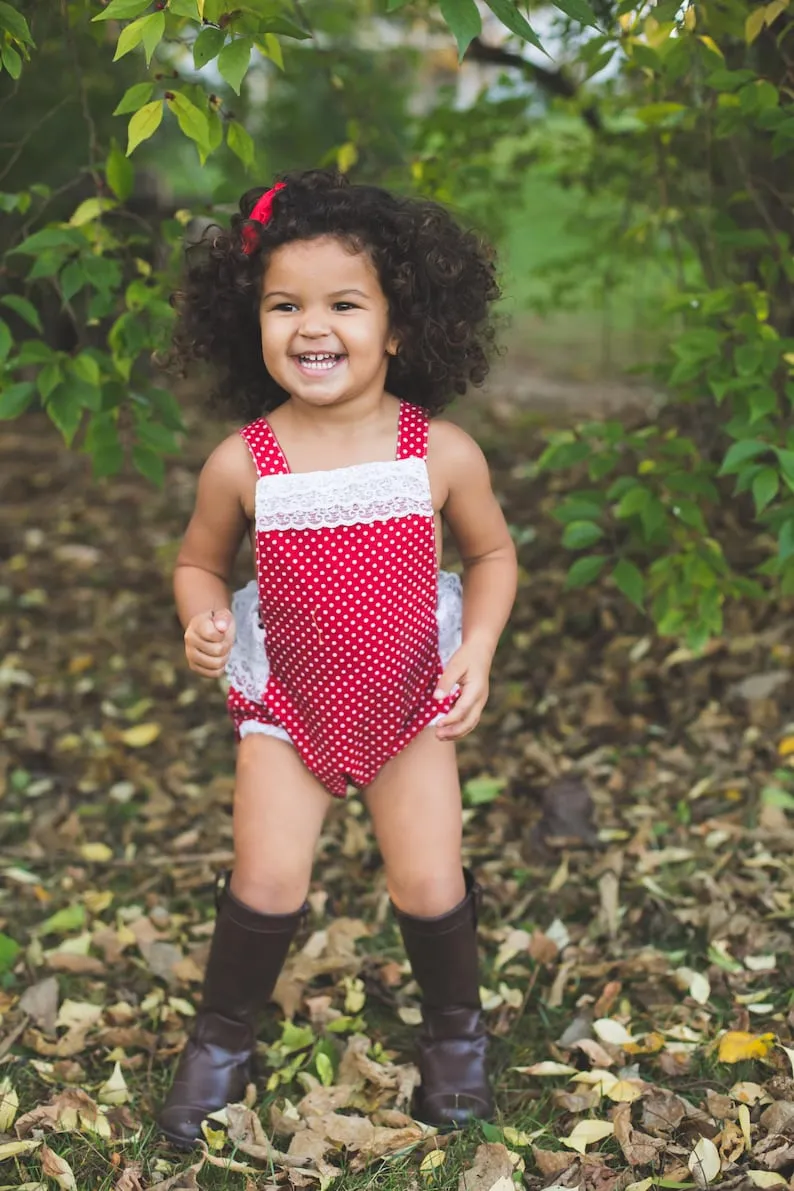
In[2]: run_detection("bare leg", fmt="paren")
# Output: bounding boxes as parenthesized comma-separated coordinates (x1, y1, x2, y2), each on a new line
(364, 728, 464, 916)
(231, 733, 334, 913)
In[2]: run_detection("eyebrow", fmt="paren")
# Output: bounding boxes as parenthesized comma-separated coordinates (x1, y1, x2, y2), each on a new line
(262, 288, 371, 300)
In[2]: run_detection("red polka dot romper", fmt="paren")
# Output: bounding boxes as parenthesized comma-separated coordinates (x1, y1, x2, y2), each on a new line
(225, 401, 462, 798)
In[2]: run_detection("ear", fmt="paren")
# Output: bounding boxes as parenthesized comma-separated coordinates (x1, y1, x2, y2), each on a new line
(386, 334, 400, 357)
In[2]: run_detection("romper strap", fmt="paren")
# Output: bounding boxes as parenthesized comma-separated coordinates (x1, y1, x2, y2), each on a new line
(396, 401, 430, 461)
(240, 418, 291, 478)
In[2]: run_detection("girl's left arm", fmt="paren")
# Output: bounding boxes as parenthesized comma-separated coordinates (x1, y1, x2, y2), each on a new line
(431, 421, 518, 740)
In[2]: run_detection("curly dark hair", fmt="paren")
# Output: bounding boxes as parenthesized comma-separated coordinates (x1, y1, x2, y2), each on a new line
(170, 169, 501, 420)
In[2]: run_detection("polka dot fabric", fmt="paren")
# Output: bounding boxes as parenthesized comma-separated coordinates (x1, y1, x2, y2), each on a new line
(226, 402, 460, 798)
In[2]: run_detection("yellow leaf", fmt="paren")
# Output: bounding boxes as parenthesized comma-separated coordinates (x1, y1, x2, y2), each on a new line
(688, 1136, 720, 1184)
(201, 1121, 226, 1151)
(39, 1146, 77, 1191)
(560, 1120, 615, 1155)
(0, 1140, 41, 1160)
(80, 843, 113, 863)
(730, 1081, 768, 1105)
(97, 1061, 129, 1106)
(738, 1104, 751, 1150)
(336, 142, 358, 174)
(684, 4, 695, 29)
(745, 7, 768, 42)
(718, 1031, 775, 1063)
(778, 735, 794, 757)
(67, 654, 94, 675)
(120, 722, 161, 748)
(747, 1174, 787, 1188)
(515, 1061, 577, 1076)
(420, 1150, 446, 1176)
(0, 1079, 18, 1132)
(503, 1127, 534, 1146)
(626, 1181, 653, 1191)
(606, 1079, 645, 1103)
(625, 1031, 665, 1055)
(698, 34, 724, 57)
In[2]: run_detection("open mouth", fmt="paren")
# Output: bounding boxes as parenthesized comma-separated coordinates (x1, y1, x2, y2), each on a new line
(294, 352, 345, 372)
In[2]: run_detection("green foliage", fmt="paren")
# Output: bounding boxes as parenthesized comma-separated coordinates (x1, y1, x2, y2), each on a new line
(1, 0, 793, 645)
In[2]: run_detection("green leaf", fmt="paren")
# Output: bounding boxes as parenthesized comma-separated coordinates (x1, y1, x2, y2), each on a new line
(11, 226, 85, 255)
(0, 381, 35, 419)
(0, 317, 10, 362)
(719, 439, 768, 475)
(612, 558, 645, 610)
(779, 519, 794, 563)
(113, 81, 154, 116)
(106, 142, 134, 201)
(113, 13, 149, 60)
(92, 0, 152, 21)
(439, 0, 482, 60)
(133, 444, 165, 485)
(0, 1, 33, 43)
(37, 903, 86, 936)
(463, 775, 506, 805)
(60, 261, 86, 302)
(484, 0, 543, 50)
(141, 10, 165, 64)
(69, 197, 117, 226)
(1, 42, 22, 79)
(2, 294, 43, 332)
(193, 26, 225, 69)
(551, 0, 599, 27)
(315, 1051, 334, 1086)
(752, 466, 779, 514)
(70, 353, 101, 388)
(126, 100, 164, 155)
(562, 520, 604, 549)
(166, 92, 210, 152)
(565, 554, 607, 589)
(37, 361, 63, 401)
(0, 932, 20, 974)
(218, 36, 252, 94)
(47, 383, 85, 446)
(227, 120, 255, 169)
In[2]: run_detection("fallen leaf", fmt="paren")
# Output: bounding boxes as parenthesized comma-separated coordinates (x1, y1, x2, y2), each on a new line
(592, 1019, 633, 1046)
(0, 1078, 18, 1132)
(420, 1149, 446, 1176)
(746, 1174, 787, 1188)
(560, 1120, 615, 1155)
(718, 1031, 775, 1063)
(459, 1143, 517, 1191)
(612, 1102, 665, 1167)
(18, 977, 59, 1033)
(688, 1137, 720, 1187)
(39, 1145, 77, 1191)
(80, 843, 113, 863)
(0, 1139, 41, 1160)
(120, 723, 161, 748)
(98, 1062, 129, 1106)
(515, 1062, 577, 1077)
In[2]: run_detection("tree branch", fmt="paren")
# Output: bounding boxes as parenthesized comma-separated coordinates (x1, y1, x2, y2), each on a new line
(464, 37, 602, 133)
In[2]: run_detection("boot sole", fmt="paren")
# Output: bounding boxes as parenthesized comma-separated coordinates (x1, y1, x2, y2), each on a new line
(159, 1124, 203, 1151)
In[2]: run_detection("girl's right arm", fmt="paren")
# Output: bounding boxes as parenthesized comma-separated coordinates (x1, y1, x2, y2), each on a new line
(173, 434, 253, 677)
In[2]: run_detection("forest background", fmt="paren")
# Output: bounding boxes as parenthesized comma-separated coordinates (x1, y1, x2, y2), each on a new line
(1, 2, 794, 1190)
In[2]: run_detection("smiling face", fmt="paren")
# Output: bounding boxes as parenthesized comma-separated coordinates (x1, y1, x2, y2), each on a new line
(259, 235, 399, 410)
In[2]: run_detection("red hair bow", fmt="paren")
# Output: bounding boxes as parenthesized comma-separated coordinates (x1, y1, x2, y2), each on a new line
(241, 182, 286, 254)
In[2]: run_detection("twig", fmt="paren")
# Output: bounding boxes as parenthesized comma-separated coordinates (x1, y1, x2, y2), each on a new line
(0, 98, 73, 186)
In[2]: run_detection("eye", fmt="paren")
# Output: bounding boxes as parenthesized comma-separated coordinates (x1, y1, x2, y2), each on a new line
(271, 302, 298, 312)
(333, 301, 358, 312)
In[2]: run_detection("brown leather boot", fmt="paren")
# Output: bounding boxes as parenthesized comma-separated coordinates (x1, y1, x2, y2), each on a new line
(393, 871, 494, 1128)
(159, 881, 305, 1148)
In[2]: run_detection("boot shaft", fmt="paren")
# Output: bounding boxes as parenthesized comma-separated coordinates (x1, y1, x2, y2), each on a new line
(392, 870, 482, 1012)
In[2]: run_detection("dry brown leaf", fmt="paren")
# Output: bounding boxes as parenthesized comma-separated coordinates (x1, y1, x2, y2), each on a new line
(612, 1102, 665, 1167)
(39, 1145, 77, 1191)
(759, 1102, 794, 1136)
(15, 1088, 110, 1140)
(572, 1038, 616, 1068)
(154, 1160, 204, 1191)
(532, 1146, 578, 1177)
(114, 1163, 145, 1191)
(458, 1143, 517, 1191)
(225, 1104, 304, 1166)
(18, 977, 59, 1034)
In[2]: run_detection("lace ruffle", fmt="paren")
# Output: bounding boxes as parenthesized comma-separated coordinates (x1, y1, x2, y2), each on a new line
(225, 570, 462, 709)
(255, 456, 433, 533)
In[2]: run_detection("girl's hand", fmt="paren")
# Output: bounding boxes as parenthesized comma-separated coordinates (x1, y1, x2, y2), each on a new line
(184, 608, 236, 678)
(433, 643, 491, 741)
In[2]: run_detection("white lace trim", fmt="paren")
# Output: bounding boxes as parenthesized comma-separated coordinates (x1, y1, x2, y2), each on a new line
(254, 456, 432, 533)
(225, 571, 462, 711)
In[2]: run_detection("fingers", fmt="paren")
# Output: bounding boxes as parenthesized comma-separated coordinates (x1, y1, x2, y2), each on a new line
(436, 686, 488, 740)
(185, 609, 236, 677)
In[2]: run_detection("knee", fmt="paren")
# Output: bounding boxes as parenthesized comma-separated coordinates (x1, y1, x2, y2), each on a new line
(230, 868, 309, 915)
(388, 867, 465, 918)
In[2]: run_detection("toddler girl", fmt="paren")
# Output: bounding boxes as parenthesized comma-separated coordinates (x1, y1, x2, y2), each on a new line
(159, 169, 517, 1147)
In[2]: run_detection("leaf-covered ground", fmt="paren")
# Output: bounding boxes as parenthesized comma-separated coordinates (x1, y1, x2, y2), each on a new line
(1, 405, 793, 1191)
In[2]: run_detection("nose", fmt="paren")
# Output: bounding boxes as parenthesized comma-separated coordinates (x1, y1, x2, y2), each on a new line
(297, 307, 332, 339)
